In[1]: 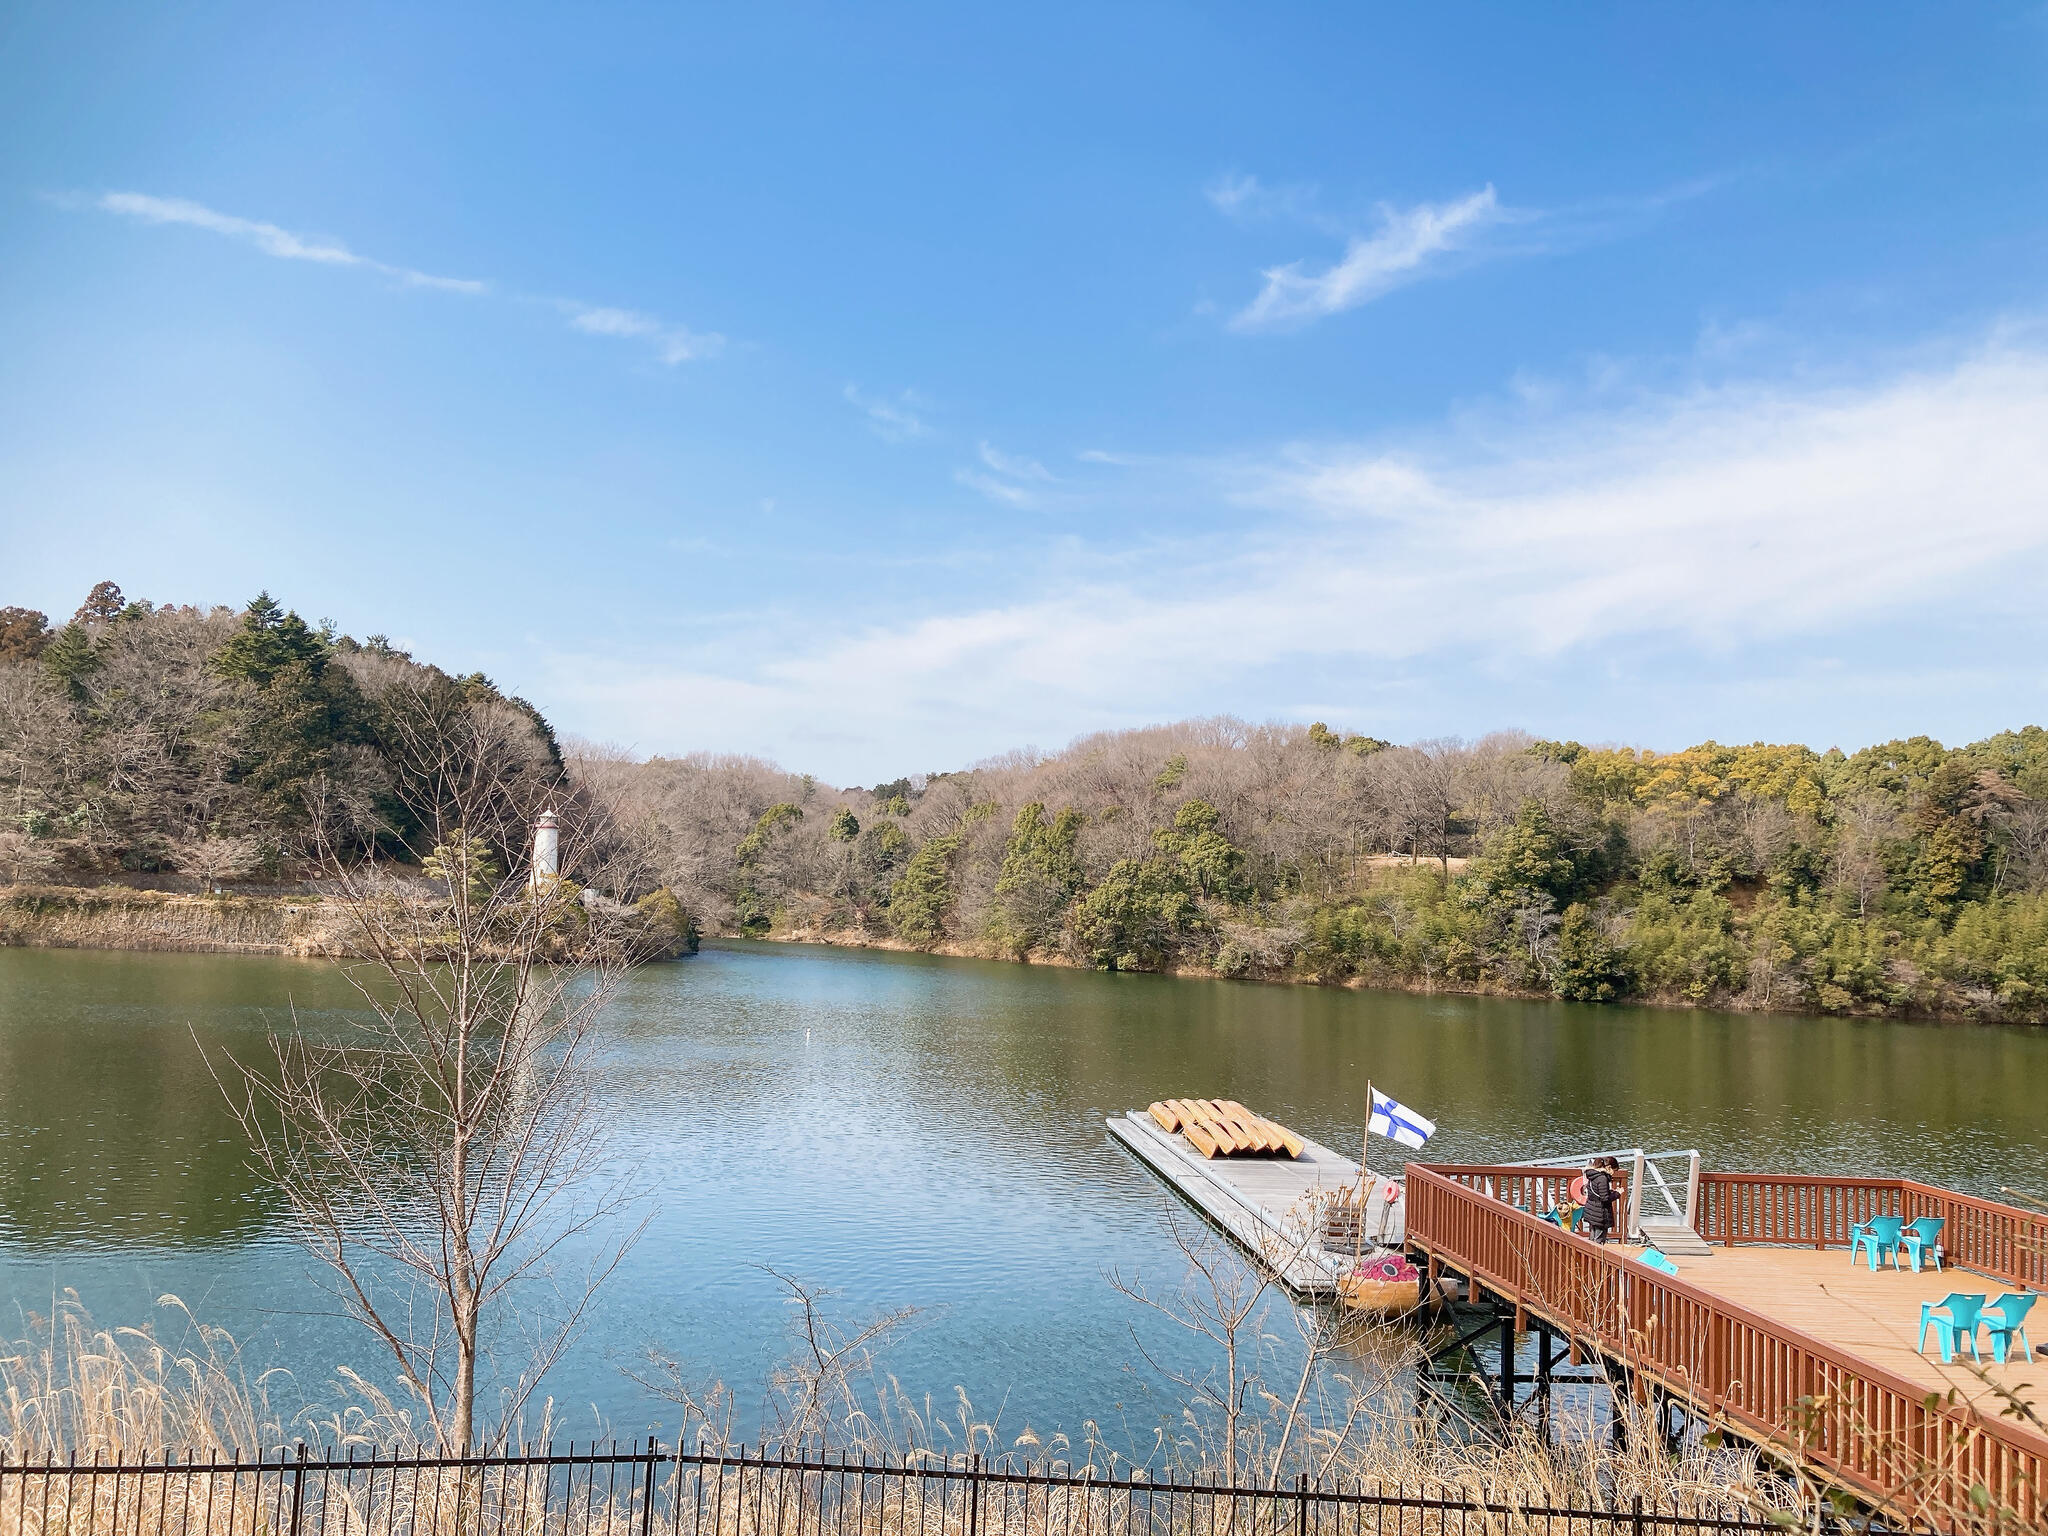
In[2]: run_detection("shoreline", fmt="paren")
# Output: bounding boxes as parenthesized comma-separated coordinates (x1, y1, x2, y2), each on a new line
(0, 883, 695, 962)
(725, 924, 2010, 1027)
(0, 884, 2014, 1026)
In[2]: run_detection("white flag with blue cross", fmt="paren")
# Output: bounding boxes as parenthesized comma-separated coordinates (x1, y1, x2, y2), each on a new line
(1366, 1085, 1437, 1150)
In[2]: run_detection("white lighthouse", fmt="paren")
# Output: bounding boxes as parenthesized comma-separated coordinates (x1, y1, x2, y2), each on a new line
(529, 810, 561, 890)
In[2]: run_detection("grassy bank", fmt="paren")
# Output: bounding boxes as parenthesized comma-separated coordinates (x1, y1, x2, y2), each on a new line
(0, 883, 354, 956)
(0, 883, 699, 961)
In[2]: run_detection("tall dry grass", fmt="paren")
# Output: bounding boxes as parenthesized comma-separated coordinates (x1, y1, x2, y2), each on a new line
(0, 1291, 1836, 1536)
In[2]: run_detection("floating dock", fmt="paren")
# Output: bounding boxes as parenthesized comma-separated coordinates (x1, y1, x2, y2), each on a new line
(1106, 1109, 1405, 1297)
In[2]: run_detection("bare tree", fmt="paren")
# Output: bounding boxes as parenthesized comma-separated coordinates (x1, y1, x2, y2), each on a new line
(178, 833, 261, 892)
(1830, 794, 1897, 919)
(1382, 739, 1470, 873)
(1105, 1201, 1371, 1486)
(214, 695, 646, 1452)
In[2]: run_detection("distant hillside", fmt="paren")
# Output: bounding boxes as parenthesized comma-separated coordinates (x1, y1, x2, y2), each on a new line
(8, 583, 2046, 1021)
(573, 720, 2048, 1023)
(0, 582, 569, 889)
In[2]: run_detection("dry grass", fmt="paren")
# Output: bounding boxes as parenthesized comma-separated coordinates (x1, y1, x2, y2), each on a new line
(0, 1291, 1830, 1536)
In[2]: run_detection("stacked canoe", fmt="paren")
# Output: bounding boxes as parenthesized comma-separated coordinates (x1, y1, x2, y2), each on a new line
(1147, 1099, 1304, 1159)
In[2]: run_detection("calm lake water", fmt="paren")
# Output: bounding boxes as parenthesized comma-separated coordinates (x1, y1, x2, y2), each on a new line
(0, 939, 2042, 1446)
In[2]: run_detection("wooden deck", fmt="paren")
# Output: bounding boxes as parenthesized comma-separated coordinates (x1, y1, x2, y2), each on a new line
(1106, 1111, 1403, 1295)
(1658, 1245, 2047, 1434)
(1405, 1163, 2048, 1527)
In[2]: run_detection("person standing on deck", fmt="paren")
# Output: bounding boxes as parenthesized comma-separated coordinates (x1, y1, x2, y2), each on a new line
(1582, 1158, 1619, 1244)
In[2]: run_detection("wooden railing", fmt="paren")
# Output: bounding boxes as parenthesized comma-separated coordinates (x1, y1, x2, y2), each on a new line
(1406, 1163, 2044, 1527)
(1695, 1173, 2048, 1290)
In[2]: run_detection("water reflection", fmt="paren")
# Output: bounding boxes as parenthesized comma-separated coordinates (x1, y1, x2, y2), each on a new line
(0, 940, 2041, 1443)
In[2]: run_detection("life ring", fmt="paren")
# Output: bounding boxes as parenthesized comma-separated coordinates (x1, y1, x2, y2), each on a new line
(1570, 1174, 1589, 1204)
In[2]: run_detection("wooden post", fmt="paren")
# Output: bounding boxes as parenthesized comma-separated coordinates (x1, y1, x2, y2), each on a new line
(1685, 1152, 1702, 1235)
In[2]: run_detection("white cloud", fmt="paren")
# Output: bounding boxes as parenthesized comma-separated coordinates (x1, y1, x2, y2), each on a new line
(544, 336, 2048, 776)
(86, 191, 718, 364)
(1205, 172, 1312, 219)
(978, 442, 1052, 481)
(954, 469, 1035, 507)
(563, 304, 723, 364)
(844, 385, 931, 442)
(96, 192, 486, 293)
(1230, 186, 1503, 330)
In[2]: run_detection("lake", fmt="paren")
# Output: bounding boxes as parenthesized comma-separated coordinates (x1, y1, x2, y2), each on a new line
(0, 938, 2042, 1448)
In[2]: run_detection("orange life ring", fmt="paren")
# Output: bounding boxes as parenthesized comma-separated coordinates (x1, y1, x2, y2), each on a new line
(1570, 1174, 1589, 1204)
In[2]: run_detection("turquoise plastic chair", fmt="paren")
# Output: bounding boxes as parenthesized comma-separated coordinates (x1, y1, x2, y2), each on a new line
(1850, 1214, 1905, 1271)
(1636, 1247, 1679, 1276)
(1898, 1216, 1945, 1273)
(1986, 1293, 2036, 1364)
(1918, 1293, 1988, 1363)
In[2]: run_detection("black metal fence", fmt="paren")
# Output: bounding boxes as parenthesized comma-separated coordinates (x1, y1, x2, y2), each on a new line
(0, 1443, 1837, 1536)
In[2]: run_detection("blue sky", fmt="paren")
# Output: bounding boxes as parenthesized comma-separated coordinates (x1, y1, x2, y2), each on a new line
(4, 4, 2047, 784)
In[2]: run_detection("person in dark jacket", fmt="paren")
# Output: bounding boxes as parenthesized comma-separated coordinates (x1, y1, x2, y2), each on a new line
(1582, 1159, 1618, 1244)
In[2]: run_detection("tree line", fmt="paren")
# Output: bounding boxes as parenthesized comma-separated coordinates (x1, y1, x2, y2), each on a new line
(0, 583, 690, 955)
(7, 584, 2047, 1021)
(579, 721, 2048, 1023)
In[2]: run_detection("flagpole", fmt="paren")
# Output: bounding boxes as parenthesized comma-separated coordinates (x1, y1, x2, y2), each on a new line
(1361, 1079, 1373, 1180)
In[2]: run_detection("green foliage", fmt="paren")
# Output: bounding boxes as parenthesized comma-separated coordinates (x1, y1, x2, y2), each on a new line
(38, 624, 98, 696)
(1307, 721, 1389, 756)
(1070, 855, 1201, 971)
(736, 803, 803, 864)
(1153, 799, 1248, 903)
(423, 831, 501, 901)
(890, 831, 963, 947)
(632, 887, 701, 958)
(1551, 903, 1629, 1002)
(213, 593, 331, 688)
(734, 802, 804, 934)
(1623, 891, 1746, 1003)
(1932, 894, 2048, 1014)
(1152, 754, 1187, 792)
(1463, 800, 1576, 907)
(990, 801, 1085, 955)
(829, 807, 860, 842)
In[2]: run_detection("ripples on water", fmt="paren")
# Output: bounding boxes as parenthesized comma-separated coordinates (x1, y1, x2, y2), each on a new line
(0, 940, 2041, 1444)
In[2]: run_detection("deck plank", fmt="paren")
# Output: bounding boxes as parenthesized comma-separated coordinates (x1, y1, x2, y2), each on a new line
(1659, 1245, 2047, 1442)
(1106, 1110, 1403, 1295)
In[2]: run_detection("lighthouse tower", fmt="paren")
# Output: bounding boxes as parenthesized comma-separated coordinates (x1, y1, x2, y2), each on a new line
(528, 810, 561, 890)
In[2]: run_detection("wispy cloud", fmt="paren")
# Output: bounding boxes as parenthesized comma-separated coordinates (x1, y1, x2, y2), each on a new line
(955, 441, 1054, 507)
(85, 191, 719, 364)
(978, 442, 1051, 481)
(96, 192, 486, 293)
(1204, 172, 1321, 223)
(954, 470, 1034, 506)
(1230, 186, 1504, 330)
(560, 304, 722, 364)
(544, 333, 2048, 777)
(844, 385, 931, 442)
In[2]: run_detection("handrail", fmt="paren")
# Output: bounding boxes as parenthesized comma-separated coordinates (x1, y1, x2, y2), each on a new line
(1694, 1172, 2048, 1289)
(1405, 1162, 2045, 1527)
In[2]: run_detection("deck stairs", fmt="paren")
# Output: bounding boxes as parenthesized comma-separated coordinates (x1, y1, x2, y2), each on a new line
(1505, 1147, 1715, 1255)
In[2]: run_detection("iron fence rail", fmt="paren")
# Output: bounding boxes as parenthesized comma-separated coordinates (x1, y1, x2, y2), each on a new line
(0, 1443, 1830, 1536)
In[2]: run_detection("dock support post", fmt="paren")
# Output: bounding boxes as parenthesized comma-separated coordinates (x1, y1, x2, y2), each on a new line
(1497, 1308, 1517, 1417)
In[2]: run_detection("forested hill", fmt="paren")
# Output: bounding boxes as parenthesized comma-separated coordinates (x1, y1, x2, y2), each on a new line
(6, 584, 2048, 1022)
(578, 721, 2048, 1024)
(0, 583, 569, 886)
